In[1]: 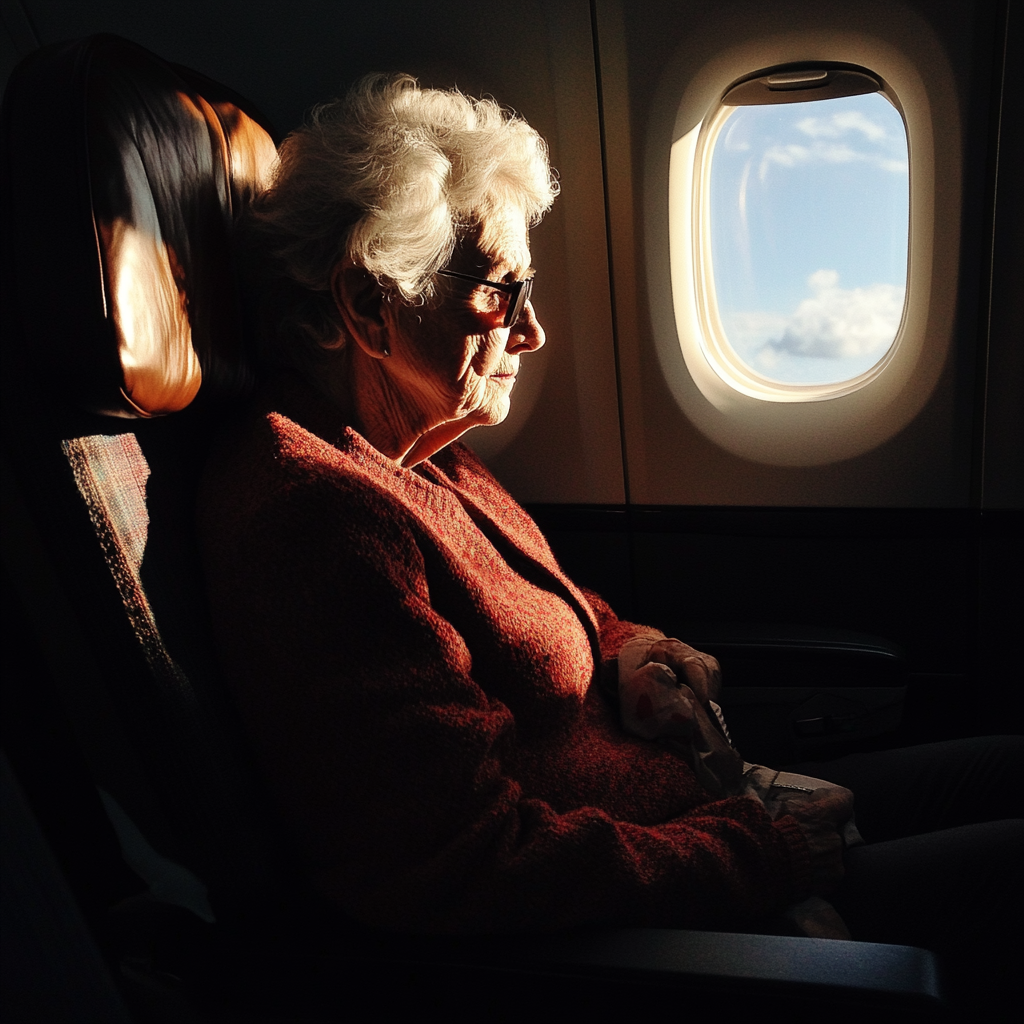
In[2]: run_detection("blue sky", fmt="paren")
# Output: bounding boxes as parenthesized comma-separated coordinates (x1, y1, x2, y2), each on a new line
(709, 92, 909, 384)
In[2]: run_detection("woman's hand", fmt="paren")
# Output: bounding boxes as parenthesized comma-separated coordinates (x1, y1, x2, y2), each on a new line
(775, 786, 855, 894)
(644, 639, 722, 707)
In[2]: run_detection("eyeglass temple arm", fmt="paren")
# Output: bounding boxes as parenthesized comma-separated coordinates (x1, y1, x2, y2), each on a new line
(436, 269, 516, 294)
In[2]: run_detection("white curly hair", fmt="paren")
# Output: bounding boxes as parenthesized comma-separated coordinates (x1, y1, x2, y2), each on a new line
(246, 73, 559, 359)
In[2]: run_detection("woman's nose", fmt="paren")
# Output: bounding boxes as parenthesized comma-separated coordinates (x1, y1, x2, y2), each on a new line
(508, 301, 545, 353)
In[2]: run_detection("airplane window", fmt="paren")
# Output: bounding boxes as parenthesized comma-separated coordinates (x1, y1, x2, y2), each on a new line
(661, 40, 957, 466)
(707, 92, 908, 386)
(681, 68, 911, 402)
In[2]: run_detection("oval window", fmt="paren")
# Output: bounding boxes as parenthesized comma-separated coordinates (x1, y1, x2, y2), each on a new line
(694, 70, 909, 395)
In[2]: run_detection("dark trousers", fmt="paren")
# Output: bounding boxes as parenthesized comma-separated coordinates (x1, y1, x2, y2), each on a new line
(788, 735, 1024, 1019)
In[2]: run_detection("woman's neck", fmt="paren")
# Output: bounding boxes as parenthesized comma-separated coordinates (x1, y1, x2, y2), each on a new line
(311, 348, 473, 468)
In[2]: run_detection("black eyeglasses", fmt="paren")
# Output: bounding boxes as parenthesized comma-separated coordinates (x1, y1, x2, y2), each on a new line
(436, 269, 534, 328)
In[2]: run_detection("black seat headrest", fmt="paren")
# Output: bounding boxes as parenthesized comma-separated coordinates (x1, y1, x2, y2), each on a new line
(2, 34, 277, 417)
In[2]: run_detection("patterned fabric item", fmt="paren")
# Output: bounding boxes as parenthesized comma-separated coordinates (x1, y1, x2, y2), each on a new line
(62, 434, 176, 678)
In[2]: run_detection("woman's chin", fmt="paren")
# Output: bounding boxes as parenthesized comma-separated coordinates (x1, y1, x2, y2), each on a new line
(477, 401, 511, 427)
(472, 384, 514, 426)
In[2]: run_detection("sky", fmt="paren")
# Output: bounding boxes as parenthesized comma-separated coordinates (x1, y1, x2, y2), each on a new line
(709, 92, 909, 384)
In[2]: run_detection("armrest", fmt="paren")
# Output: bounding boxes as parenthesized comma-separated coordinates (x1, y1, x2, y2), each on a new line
(509, 928, 941, 1003)
(678, 624, 909, 762)
(114, 899, 945, 1021)
(302, 927, 946, 1021)
(679, 623, 906, 687)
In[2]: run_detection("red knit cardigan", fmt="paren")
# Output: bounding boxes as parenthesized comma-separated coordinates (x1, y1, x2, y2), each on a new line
(198, 374, 811, 933)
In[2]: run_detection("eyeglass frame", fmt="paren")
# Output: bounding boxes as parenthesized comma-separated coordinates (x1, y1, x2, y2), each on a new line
(436, 269, 534, 328)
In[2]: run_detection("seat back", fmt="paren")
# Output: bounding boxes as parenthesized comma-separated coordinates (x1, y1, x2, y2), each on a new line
(1, 34, 297, 921)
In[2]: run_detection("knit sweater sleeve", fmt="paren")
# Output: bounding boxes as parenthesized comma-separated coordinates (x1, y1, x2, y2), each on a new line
(200, 431, 811, 935)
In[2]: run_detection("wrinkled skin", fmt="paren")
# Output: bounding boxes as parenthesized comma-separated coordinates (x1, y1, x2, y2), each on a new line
(326, 213, 545, 467)
(643, 638, 723, 708)
(774, 786, 854, 893)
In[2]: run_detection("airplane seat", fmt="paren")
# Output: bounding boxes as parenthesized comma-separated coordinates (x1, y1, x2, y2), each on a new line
(0, 31, 308, 932)
(0, 34, 947, 1022)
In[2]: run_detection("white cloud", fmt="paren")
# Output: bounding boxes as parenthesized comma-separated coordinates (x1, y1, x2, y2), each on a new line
(721, 309, 789, 347)
(760, 269, 905, 359)
(759, 143, 810, 171)
(721, 270, 906, 382)
(755, 106, 907, 179)
(796, 110, 887, 142)
(759, 139, 906, 180)
(877, 157, 910, 173)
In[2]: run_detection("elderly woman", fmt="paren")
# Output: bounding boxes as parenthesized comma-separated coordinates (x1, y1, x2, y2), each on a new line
(199, 75, 1020, 1005)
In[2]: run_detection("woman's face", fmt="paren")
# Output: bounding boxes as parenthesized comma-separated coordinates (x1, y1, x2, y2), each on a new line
(380, 213, 545, 434)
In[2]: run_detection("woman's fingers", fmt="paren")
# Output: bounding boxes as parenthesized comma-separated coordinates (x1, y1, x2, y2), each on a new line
(814, 786, 856, 825)
(775, 787, 855, 893)
(645, 639, 723, 705)
(778, 786, 855, 826)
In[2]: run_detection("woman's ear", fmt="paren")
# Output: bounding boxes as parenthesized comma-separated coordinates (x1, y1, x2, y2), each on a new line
(330, 260, 391, 359)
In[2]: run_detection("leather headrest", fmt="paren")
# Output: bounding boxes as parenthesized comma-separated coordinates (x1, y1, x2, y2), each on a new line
(2, 35, 278, 417)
